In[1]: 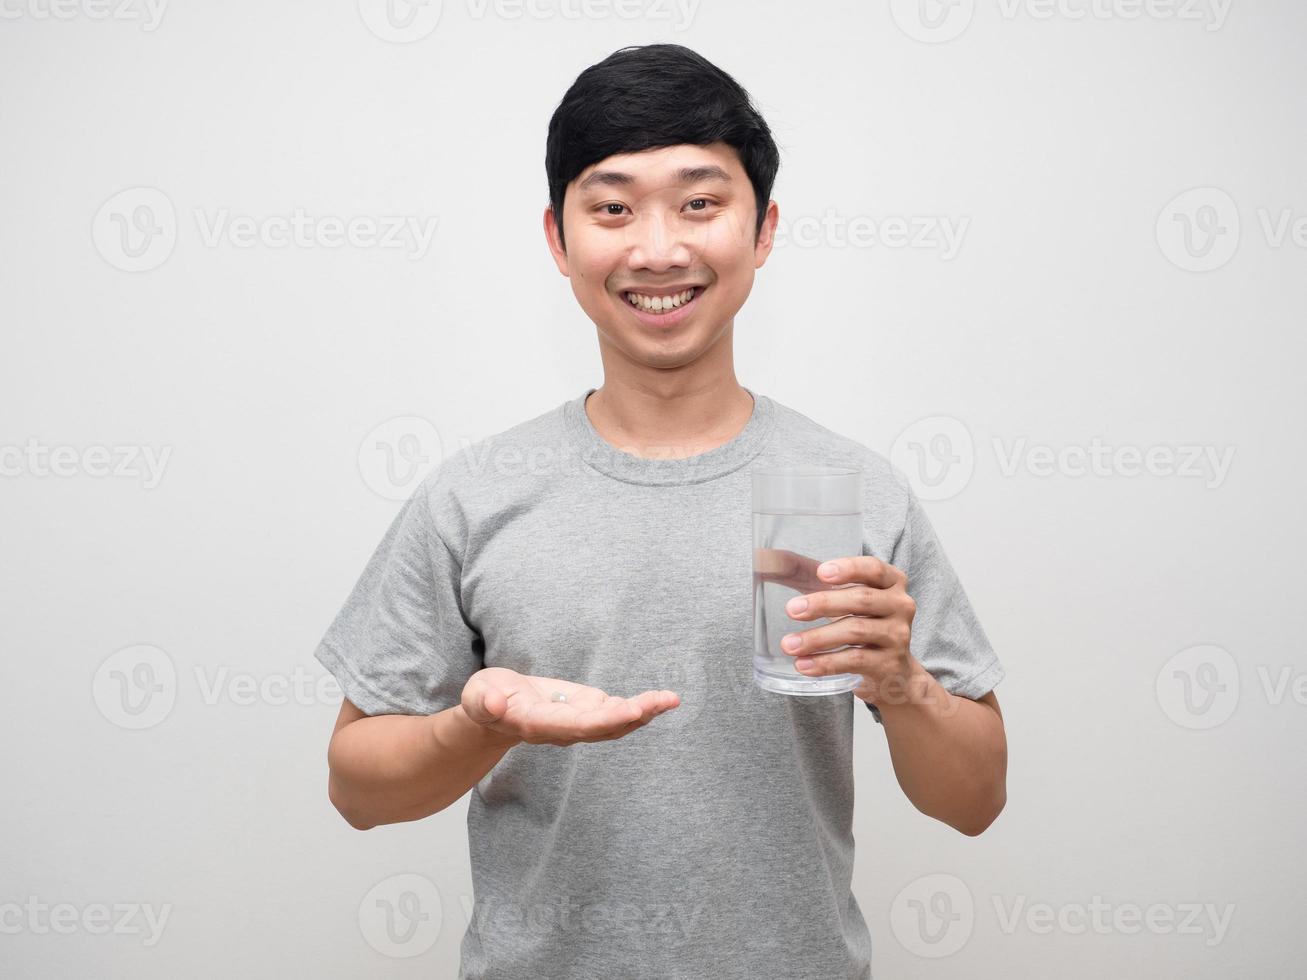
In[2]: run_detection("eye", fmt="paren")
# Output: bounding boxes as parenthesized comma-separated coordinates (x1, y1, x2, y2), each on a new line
(595, 199, 716, 217)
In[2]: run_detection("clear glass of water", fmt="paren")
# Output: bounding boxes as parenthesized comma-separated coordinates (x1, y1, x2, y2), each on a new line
(752, 465, 864, 696)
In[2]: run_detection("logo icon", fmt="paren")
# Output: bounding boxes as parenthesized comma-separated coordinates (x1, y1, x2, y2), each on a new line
(358, 873, 443, 957)
(890, 416, 975, 501)
(1156, 187, 1240, 272)
(1156, 643, 1240, 729)
(92, 187, 177, 272)
(890, 0, 976, 43)
(628, 642, 713, 735)
(93, 644, 177, 729)
(890, 872, 974, 957)
(358, 416, 444, 501)
(358, 0, 443, 42)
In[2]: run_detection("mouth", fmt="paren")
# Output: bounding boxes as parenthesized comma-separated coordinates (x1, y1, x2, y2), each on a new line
(619, 285, 708, 328)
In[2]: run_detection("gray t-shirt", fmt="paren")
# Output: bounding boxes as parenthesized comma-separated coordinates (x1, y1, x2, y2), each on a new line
(314, 387, 1004, 980)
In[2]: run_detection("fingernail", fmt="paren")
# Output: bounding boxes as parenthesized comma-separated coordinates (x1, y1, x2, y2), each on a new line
(796, 658, 814, 670)
(818, 562, 839, 578)
(787, 597, 808, 615)
(782, 634, 801, 652)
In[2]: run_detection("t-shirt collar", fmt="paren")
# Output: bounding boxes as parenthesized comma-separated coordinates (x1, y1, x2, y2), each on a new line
(562, 385, 776, 486)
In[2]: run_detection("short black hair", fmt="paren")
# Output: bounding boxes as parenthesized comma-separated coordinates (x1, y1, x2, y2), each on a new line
(545, 43, 781, 252)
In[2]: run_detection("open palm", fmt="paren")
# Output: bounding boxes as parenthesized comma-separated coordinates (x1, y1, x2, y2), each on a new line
(463, 667, 680, 747)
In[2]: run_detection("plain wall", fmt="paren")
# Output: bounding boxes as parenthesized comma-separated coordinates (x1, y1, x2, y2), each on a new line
(2, 1, 1303, 976)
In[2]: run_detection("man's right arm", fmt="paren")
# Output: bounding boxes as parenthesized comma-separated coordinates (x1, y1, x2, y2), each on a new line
(323, 668, 679, 830)
(325, 697, 520, 831)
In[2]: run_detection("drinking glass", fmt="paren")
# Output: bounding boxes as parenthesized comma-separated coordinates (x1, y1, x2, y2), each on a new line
(752, 465, 864, 696)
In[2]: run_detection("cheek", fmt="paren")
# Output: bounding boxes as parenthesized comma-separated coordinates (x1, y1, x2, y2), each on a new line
(571, 264, 604, 292)
(577, 254, 620, 291)
(704, 232, 755, 279)
(706, 256, 753, 304)
(706, 209, 758, 256)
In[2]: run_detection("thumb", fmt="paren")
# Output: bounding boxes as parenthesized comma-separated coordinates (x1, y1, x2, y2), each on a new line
(464, 683, 507, 726)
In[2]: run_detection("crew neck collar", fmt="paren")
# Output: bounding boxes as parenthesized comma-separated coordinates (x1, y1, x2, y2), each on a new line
(562, 385, 776, 487)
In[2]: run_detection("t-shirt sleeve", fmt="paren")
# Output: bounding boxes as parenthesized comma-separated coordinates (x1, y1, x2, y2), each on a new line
(864, 492, 1005, 724)
(313, 484, 484, 717)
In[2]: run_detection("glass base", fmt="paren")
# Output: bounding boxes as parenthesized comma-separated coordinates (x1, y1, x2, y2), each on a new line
(754, 667, 861, 697)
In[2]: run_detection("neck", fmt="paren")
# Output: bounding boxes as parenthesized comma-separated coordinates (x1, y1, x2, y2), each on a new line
(584, 377, 755, 460)
(586, 312, 756, 458)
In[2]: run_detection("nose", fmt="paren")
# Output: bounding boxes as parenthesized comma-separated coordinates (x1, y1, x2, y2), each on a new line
(624, 208, 697, 272)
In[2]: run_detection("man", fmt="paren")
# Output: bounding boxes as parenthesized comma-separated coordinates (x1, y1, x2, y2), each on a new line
(316, 42, 1006, 980)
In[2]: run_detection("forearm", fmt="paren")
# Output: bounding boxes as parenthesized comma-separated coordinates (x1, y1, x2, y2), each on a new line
(327, 704, 519, 830)
(876, 659, 1007, 836)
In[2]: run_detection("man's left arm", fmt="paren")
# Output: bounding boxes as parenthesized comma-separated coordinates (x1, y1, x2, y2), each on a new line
(877, 665, 1006, 836)
(778, 555, 1007, 836)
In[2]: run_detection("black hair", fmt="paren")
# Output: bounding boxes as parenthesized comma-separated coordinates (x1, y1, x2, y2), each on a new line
(545, 43, 781, 252)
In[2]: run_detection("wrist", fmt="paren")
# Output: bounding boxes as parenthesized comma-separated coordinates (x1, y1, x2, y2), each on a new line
(447, 703, 521, 752)
(868, 657, 941, 717)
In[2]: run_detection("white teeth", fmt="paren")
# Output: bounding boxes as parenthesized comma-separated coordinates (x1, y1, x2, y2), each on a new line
(624, 287, 698, 313)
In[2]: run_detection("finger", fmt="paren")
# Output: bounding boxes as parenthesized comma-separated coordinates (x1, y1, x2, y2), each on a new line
(780, 616, 907, 658)
(631, 689, 680, 713)
(580, 691, 676, 739)
(608, 690, 679, 727)
(815, 555, 904, 590)
(463, 682, 508, 726)
(584, 690, 675, 716)
(785, 585, 909, 621)
(753, 547, 826, 594)
(572, 696, 645, 730)
(526, 687, 677, 742)
(594, 709, 661, 742)
(526, 706, 634, 746)
(599, 692, 679, 741)
(794, 645, 894, 678)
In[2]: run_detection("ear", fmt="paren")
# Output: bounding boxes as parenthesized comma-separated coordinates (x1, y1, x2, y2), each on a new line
(753, 199, 779, 269)
(543, 204, 569, 277)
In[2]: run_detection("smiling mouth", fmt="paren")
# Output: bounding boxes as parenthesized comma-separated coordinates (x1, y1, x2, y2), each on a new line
(622, 286, 704, 315)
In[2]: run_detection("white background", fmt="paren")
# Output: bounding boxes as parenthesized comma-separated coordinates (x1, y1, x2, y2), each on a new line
(2, 0, 1304, 976)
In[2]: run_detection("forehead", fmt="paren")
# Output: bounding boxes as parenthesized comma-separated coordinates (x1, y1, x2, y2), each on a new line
(572, 142, 743, 195)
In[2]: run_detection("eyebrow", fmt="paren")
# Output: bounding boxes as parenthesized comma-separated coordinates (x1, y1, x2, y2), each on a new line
(576, 164, 733, 193)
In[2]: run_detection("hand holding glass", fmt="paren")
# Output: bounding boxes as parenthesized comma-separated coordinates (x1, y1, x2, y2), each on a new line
(752, 465, 864, 696)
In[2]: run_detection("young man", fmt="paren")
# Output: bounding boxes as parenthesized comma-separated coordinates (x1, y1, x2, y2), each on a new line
(316, 43, 1006, 980)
